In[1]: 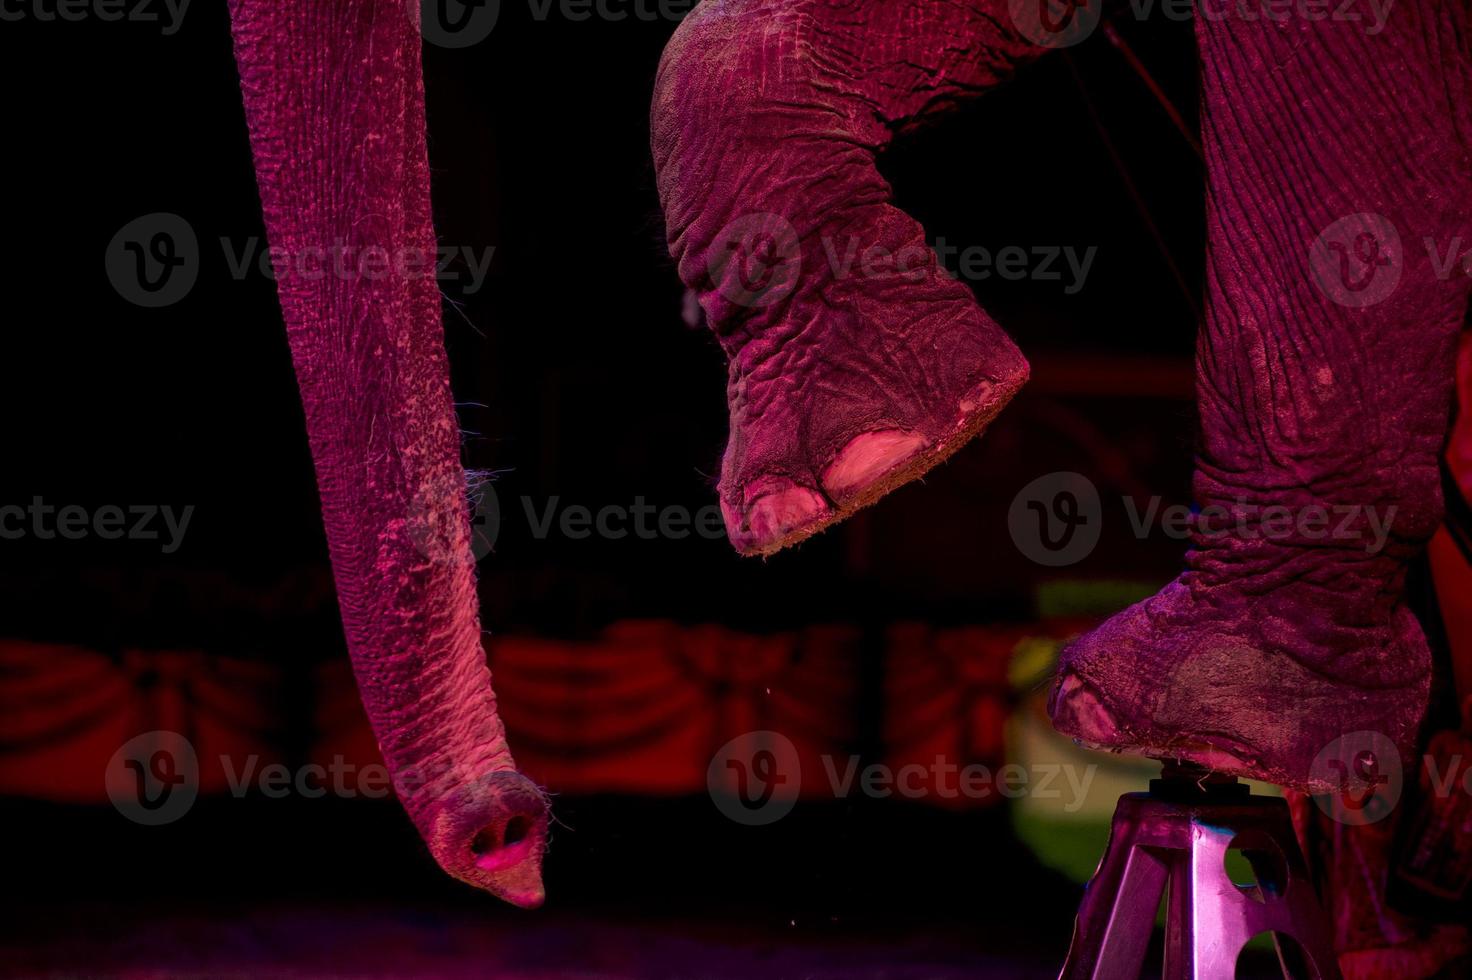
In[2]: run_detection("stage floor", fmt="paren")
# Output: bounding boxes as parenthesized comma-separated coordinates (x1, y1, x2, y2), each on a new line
(1, 796, 1290, 978)
(3, 900, 1068, 979)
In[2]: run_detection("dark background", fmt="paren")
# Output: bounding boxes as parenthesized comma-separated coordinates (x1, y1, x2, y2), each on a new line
(0, 2, 1212, 975)
(0, 0, 1202, 625)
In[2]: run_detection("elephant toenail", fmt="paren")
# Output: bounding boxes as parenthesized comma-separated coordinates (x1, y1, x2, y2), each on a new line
(821, 430, 929, 500)
(743, 484, 827, 539)
(1050, 674, 1118, 744)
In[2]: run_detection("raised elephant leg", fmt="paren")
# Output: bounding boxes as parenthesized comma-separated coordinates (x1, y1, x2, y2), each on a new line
(1051, 1, 1472, 789)
(228, 0, 547, 905)
(651, 1, 1045, 556)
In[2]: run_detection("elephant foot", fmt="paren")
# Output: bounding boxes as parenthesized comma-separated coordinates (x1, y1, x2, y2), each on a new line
(722, 368, 1026, 557)
(651, 0, 1036, 557)
(1048, 579, 1430, 792)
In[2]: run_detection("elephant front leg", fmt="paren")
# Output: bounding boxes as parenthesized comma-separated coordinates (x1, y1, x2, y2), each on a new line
(651, 1, 1053, 556)
(228, 0, 547, 905)
(1051, 2, 1472, 790)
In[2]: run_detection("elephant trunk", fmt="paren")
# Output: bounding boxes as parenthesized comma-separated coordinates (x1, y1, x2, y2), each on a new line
(228, 0, 546, 907)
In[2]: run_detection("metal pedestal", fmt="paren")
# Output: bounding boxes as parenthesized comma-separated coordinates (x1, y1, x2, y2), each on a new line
(1059, 764, 1340, 979)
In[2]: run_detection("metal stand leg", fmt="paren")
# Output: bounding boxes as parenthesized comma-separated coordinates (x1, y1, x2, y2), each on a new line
(1060, 764, 1341, 980)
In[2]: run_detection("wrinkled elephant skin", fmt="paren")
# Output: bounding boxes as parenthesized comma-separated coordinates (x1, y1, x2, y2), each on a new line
(228, 0, 547, 906)
(655, 0, 1472, 790)
(1049, 4, 1472, 790)
(651, 0, 1037, 556)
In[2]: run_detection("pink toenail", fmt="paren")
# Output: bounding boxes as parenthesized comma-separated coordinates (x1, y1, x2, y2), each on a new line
(1051, 675, 1119, 745)
(821, 430, 929, 500)
(744, 484, 827, 540)
(958, 381, 993, 415)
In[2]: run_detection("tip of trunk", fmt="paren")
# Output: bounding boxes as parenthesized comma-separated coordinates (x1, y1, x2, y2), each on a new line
(421, 769, 551, 908)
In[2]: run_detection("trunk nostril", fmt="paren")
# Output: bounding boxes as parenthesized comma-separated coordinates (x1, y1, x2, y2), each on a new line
(470, 813, 537, 870)
(470, 826, 498, 857)
(502, 815, 530, 846)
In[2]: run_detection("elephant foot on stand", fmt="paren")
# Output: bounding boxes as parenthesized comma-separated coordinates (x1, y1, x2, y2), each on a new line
(1049, 578, 1430, 792)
